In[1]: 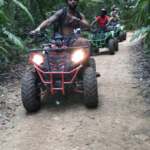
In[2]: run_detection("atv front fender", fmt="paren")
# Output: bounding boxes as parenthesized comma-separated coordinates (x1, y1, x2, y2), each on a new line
(110, 31, 115, 37)
(121, 26, 125, 30)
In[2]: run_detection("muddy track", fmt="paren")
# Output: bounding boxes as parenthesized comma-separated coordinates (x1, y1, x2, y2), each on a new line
(1, 33, 150, 150)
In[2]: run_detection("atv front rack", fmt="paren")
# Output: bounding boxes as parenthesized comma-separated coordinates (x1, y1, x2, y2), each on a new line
(28, 46, 88, 52)
(34, 65, 83, 95)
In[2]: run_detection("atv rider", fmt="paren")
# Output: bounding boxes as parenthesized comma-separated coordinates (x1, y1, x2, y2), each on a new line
(109, 10, 120, 27)
(30, 0, 90, 52)
(30, 0, 100, 77)
(90, 9, 110, 33)
(110, 6, 118, 17)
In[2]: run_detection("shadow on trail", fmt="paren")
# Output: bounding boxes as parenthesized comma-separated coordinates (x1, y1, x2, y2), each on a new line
(24, 85, 101, 116)
(24, 91, 84, 116)
(41, 90, 84, 111)
(92, 50, 120, 56)
(92, 51, 110, 56)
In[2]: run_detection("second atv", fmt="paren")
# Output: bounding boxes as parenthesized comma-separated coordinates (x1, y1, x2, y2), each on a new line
(89, 25, 117, 55)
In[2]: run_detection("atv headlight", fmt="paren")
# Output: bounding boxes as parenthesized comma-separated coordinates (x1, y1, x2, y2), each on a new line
(29, 52, 44, 66)
(32, 55, 43, 65)
(90, 34, 94, 38)
(72, 49, 84, 63)
(105, 32, 109, 37)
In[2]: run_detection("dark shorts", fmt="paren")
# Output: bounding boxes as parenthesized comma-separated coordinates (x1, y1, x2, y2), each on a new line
(64, 35, 80, 47)
(55, 33, 80, 47)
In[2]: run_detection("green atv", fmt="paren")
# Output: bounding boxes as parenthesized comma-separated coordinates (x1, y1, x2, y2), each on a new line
(108, 23, 126, 42)
(89, 26, 118, 55)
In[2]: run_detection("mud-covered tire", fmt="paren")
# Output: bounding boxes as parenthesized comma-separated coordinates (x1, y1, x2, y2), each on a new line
(90, 58, 96, 72)
(119, 31, 123, 42)
(123, 31, 127, 40)
(114, 37, 119, 51)
(88, 40, 92, 56)
(108, 39, 115, 55)
(21, 71, 41, 112)
(83, 67, 98, 108)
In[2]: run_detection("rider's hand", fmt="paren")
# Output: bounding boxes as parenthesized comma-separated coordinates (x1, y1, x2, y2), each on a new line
(30, 30, 39, 35)
(67, 13, 79, 23)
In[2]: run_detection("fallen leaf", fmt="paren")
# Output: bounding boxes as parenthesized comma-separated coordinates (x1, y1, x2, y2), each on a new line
(9, 114, 15, 118)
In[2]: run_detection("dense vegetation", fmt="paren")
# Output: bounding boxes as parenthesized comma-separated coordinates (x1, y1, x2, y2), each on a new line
(0, 0, 150, 71)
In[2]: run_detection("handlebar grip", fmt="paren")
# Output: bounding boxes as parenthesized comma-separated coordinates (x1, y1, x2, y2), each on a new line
(29, 33, 35, 37)
(81, 28, 88, 31)
(29, 33, 45, 37)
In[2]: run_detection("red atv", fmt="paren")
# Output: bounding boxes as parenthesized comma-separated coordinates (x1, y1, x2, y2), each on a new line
(21, 28, 99, 112)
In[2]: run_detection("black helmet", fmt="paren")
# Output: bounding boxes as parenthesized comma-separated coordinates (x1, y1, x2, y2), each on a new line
(101, 8, 106, 15)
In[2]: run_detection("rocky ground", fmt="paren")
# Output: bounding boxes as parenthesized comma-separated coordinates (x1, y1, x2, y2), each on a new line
(0, 55, 33, 130)
(0, 32, 150, 150)
(130, 43, 150, 105)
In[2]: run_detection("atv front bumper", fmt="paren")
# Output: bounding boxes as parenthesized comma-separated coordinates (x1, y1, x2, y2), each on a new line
(34, 65, 83, 95)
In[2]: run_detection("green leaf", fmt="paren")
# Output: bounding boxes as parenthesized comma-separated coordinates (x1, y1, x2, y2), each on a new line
(12, 0, 35, 25)
(0, 11, 9, 23)
(0, 46, 8, 54)
(130, 25, 150, 42)
(2, 29, 24, 50)
(143, 49, 150, 54)
(0, 0, 4, 7)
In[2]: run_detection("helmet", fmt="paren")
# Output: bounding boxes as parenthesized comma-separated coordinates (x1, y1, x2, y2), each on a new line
(66, 0, 79, 2)
(101, 8, 106, 15)
(112, 6, 116, 10)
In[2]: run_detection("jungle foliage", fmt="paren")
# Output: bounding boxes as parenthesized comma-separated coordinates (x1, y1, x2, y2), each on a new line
(0, 0, 149, 71)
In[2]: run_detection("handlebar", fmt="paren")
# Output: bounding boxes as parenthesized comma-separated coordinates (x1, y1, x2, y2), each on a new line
(81, 28, 87, 31)
(30, 33, 56, 44)
(29, 28, 88, 45)
(90, 25, 96, 29)
(108, 23, 120, 27)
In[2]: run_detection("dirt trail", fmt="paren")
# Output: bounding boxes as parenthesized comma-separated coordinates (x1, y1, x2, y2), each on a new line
(1, 33, 150, 150)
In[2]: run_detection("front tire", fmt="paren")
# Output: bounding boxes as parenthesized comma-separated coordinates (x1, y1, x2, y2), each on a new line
(108, 39, 115, 55)
(21, 71, 41, 112)
(88, 40, 92, 56)
(90, 58, 96, 72)
(119, 31, 123, 42)
(83, 67, 98, 108)
(123, 31, 127, 40)
(114, 37, 119, 51)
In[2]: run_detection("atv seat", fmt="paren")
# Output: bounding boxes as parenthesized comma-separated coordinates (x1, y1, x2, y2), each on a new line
(53, 34, 64, 40)
(92, 26, 110, 34)
(92, 29, 111, 34)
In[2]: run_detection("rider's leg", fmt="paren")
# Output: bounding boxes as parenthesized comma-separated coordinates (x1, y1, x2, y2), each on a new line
(72, 37, 90, 56)
(72, 37, 100, 77)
